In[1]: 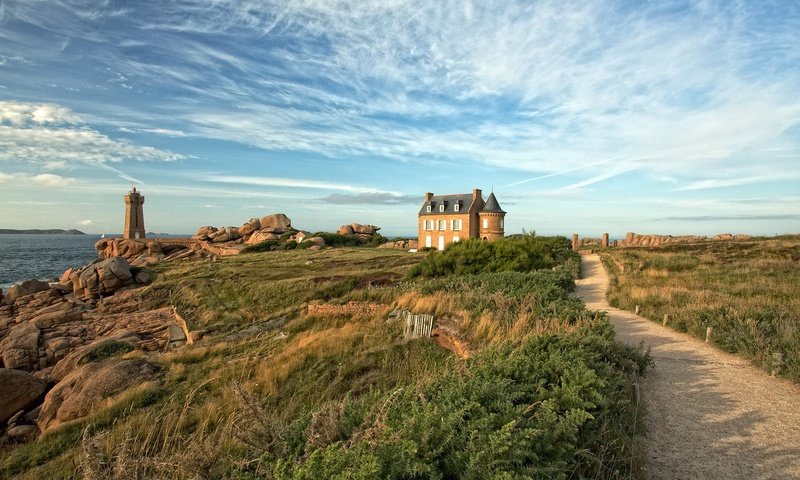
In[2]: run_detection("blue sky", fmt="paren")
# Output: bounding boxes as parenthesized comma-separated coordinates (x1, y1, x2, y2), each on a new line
(0, 0, 798, 237)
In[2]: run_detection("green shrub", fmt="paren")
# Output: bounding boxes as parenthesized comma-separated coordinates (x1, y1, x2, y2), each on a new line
(242, 239, 282, 253)
(409, 235, 577, 278)
(269, 324, 650, 479)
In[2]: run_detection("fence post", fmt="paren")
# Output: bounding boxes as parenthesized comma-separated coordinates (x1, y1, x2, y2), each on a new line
(662, 314, 669, 326)
(772, 352, 784, 377)
(705, 327, 713, 343)
(634, 305, 640, 315)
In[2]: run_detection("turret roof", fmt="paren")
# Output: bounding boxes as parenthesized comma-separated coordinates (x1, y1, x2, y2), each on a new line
(481, 192, 505, 213)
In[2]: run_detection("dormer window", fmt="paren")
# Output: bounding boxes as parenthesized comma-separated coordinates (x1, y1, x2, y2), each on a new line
(426, 204, 432, 213)
(439, 204, 445, 212)
(454, 202, 460, 212)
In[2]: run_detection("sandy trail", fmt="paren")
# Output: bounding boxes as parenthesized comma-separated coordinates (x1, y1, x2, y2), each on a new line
(574, 254, 800, 480)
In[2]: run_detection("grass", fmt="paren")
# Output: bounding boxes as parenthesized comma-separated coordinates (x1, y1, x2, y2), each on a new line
(602, 235, 800, 381)
(1, 241, 649, 479)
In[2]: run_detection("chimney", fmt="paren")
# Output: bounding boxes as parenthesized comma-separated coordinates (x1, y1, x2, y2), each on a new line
(425, 192, 434, 201)
(472, 188, 482, 201)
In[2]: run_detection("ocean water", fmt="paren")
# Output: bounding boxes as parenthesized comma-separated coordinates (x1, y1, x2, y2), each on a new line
(0, 234, 103, 290)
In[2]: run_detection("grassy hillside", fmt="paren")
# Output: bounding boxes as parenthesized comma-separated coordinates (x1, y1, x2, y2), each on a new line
(2, 238, 649, 479)
(602, 236, 800, 381)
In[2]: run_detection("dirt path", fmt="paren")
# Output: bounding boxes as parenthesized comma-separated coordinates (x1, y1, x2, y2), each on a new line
(575, 254, 800, 480)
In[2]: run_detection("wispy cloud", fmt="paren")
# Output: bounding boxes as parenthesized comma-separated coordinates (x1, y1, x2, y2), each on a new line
(658, 214, 800, 222)
(200, 174, 396, 194)
(320, 192, 419, 205)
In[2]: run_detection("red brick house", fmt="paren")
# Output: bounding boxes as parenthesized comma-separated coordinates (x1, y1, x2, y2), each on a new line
(418, 188, 506, 250)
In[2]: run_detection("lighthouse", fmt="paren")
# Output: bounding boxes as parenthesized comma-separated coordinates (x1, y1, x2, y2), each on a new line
(123, 186, 146, 239)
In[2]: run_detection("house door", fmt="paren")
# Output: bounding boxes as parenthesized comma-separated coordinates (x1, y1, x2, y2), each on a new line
(425, 236, 431, 248)
(438, 236, 445, 251)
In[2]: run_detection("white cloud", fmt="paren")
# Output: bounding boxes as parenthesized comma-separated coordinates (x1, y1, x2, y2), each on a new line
(31, 173, 74, 187)
(0, 101, 81, 125)
(0, 101, 185, 167)
(0, 171, 75, 187)
(78, 219, 93, 225)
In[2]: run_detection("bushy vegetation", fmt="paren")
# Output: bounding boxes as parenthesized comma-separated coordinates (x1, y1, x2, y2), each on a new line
(409, 235, 579, 278)
(603, 236, 800, 381)
(2, 243, 649, 479)
(266, 326, 648, 479)
(310, 232, 388, 247)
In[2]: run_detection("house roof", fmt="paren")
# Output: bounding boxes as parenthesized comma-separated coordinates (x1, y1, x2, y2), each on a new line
(418, 193, 475, 216)
(481, 192, 505, 213)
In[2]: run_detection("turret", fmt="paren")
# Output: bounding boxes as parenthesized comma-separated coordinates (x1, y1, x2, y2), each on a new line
(478, 192, 505, 241)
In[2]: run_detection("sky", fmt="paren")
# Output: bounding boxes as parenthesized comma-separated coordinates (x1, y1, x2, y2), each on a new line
(0, 0, 798, 237)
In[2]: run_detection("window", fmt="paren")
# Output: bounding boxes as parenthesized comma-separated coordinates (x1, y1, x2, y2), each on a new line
(423, 220, 433, 231)
(438, 219, 446, 230)
(439, 204, 445, 212)
(426, 204, 432, 213)
(500, 219, 504, 229)
(452, 219, 462, 231)
(454, 203, 460, 212)
(482, 219, 488, 228)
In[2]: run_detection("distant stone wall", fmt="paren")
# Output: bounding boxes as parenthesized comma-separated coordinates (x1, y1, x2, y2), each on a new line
(306, 301, 387, 317)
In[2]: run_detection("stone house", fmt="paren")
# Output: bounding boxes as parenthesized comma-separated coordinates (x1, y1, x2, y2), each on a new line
(417, 188, 506, 250)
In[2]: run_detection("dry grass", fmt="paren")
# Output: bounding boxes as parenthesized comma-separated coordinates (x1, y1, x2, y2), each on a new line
(603, 236, 800, 381)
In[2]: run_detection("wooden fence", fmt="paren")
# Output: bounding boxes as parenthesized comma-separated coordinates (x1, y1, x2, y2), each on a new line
(403, 311, 434, 338)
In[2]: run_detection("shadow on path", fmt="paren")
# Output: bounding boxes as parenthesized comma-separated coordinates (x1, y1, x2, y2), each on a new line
(575, 254, 800, 480)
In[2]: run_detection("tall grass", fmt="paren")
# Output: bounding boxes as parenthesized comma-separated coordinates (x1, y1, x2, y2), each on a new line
(602, 236, 800, 381)
(1, 241, 649, 479)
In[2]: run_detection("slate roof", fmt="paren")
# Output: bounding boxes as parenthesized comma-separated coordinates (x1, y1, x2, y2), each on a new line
(481, 192, 505, 213)
(418, 193, 475, 216)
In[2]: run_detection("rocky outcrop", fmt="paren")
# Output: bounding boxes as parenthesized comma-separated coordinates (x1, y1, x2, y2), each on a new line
(377, 239, 419, 250)
(2, 279, 50, 306)
(338, 223, 380, 236)
(0, 323, 41, 371)
(0, 368, 48, 424)
(75, 256, 134, 299)
(38, 358, 161, 431)
(621, 232, 755, 247)
(260, 213, 292, 233)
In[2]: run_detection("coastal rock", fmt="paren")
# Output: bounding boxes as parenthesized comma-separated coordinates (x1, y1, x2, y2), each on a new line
(245, 230, 279, 245)
(0, 323, 41, 371)
(621, 232, 708, 248)
(212, 233, 232, 243)
(195, 226, 217, 237)
(6, 425, 39, 443)
(51, 331, 141, 381)
(96, 238, 147, 260)
(0, 368, 48, 424)
(260, 214, 292, 231)
(351, 223, 380, 235)
(338, 225, 355, 235)
(306, 236, 326, 248)
(239, 218, 261, 236)
(3, 279, 50, 306)
(378, 239, 418, 250)
(76, 256, 133, 299)
(713, 233, 733, 240)
(38, 358, 161, 431)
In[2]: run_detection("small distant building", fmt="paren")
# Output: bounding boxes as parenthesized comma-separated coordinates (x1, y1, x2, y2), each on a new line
(417, 188, 506, 250)
(123, 187, 146, 239)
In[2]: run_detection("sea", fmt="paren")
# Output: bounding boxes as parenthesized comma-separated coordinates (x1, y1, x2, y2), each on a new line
(0, 234, 104, 290)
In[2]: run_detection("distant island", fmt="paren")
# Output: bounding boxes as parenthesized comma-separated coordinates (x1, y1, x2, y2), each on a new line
(0, 229, 86, 235)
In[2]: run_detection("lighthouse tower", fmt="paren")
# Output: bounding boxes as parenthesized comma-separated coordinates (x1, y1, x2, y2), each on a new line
(123, 186, 146, 239)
